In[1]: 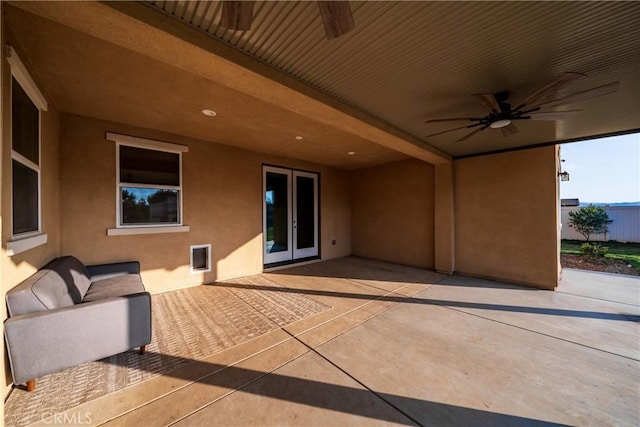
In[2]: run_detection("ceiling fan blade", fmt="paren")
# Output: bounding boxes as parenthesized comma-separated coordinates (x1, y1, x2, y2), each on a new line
(514, 72, 586, 110)
(537, 82, 619, 109)
(474, 93, 501, 113)
(500, 123, 519, 137)
(221, 1, 255, 31)
(455, 127, 484, 143)
(425, 117, 481, 123)
(317, 1, 355, 40)
(526, 110, 583, 120)
(425, 124, 475, 138)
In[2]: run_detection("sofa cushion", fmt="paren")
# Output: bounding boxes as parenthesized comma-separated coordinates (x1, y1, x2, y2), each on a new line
(6, 256, 92, 316)
(82, 274, 145, 303)
(48, 256, 93, 299)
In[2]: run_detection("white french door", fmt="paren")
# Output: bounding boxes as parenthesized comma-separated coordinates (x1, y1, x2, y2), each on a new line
(263, 166, 318, 265)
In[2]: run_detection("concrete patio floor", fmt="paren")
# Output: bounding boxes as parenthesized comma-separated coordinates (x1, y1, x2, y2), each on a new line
(558, 267, 640, 307)
(31, 257, 640, 427)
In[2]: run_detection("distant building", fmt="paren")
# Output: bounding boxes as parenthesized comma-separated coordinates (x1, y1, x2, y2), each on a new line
(561, 198, 580, 207)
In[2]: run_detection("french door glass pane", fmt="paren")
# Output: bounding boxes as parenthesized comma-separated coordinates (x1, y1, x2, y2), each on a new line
(12, 160, 38, 235)
(296, 176, 315, 250)
(12, 78, 39, 164)
(265, 172, 288, 253)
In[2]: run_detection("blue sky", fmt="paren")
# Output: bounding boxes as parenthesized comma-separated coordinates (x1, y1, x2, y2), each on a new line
(124, 187, 157, 202)
(560, 133, 640, 203)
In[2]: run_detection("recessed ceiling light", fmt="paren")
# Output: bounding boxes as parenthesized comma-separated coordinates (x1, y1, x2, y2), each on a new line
(295, 135, 304, 141)
(201, 109, 217, 117)
(347, 151, 356, 155)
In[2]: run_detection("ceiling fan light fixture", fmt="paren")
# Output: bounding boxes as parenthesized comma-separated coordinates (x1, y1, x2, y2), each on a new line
(490, 119, 512, 129)
(424, 73, 619, 144)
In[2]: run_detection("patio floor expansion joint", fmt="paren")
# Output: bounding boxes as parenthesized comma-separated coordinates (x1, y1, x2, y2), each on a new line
(421, 290, 640, 363)
(554, 290, 640, 308)
(165, 347, 315, 427)
(163, 285, 417, 425)
(278, 324, 424, 427)
(103, 281, 416, 426)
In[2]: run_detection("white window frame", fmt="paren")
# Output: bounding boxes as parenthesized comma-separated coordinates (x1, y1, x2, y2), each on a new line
(106, 132, 190, 235)
(6, 45, 48, 255)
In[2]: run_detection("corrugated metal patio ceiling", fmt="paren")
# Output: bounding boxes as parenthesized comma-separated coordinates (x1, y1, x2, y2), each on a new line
(144, 1, 640, 157)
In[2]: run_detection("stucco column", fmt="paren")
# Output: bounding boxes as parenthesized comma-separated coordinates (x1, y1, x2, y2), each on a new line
(434, 162, 455, 274)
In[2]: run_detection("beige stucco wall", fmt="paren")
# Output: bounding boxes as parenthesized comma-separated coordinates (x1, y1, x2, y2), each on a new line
(1, 35, 62, 392)
(320, 166, 352, 256)
(434, 162, 455, 274)
(454, 146, 559, 289)
(351, 159, 435, 268)
(59, 114, 351, 294)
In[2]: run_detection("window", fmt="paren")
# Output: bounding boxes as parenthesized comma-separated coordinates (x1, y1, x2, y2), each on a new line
(107, 133, 189, 234)
(119, 145, 180, 226)
(7, 46, 49, 255)
(12, 73, 41, 237)
(12, 157, 39, 235)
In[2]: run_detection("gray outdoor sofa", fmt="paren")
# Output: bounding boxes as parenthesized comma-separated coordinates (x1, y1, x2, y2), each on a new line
(4, 256, 151, 391)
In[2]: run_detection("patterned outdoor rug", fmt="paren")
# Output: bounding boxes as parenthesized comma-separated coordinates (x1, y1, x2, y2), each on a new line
(4, 278, 332, 427)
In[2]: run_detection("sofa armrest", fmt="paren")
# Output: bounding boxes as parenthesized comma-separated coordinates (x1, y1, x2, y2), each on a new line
(4, 292, 151, 384)
(86, 261, 140, 281)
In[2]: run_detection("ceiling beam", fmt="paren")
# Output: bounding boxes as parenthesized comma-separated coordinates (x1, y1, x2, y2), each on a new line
(9, 0, 451, 165)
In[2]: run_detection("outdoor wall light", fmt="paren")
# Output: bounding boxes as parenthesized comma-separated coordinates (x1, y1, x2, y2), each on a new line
(558, 171, 570, 181)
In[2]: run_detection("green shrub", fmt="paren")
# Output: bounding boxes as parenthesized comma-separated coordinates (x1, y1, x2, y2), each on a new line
(568, 205, 613, 241)
(580, 242, 608, 259)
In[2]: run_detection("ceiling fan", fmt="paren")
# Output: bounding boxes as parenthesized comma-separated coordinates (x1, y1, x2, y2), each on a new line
(424, 73, 620, 143)
(221, 1, 355, 40)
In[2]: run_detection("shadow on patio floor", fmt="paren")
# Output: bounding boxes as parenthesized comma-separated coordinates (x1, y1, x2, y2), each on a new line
(101, 351, 571, 427)
(210, 282, 640, 322)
